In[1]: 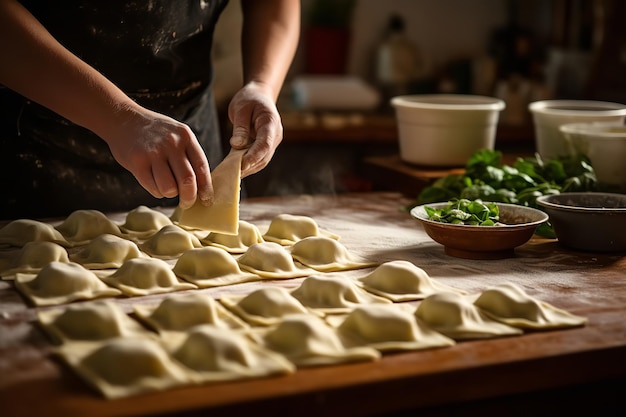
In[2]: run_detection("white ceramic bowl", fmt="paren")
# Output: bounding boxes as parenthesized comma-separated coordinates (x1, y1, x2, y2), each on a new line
(560, 122, 626, 192)
(391, 94, 505, 167)
(528, 100, 626, 160)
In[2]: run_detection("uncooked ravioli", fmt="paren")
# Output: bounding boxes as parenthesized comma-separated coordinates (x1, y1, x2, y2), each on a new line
(337, 304, 455, 352)
(414, 292, 522, 340)
(56, 337, 191, 399)
(0, 241, 69, 279)
(262, 214, 339, 246)
(139, 224, 202, 259)
(201, 220, 264, 254)
(15, 261, 121, 306)
(120, 205, 173, 238)
(253, 314, 380, 367)
(172, 246, 260, 288)
(38, 300, 153, 345)
(70, 234, 144, 269)
(133, 292, 247, 333)
(167, 324, 295, 383)
(237, 241, 315, 279)
(55, 209, 124, 244)
(220, 286, 313, 326)
(0, 219, 68, 248)
(100, 257, 196, 296)
(290, 274, 391, 314)
(358, 260, 467, 302)
(289, 236, 377, 272)
(473, 282, 587, 330)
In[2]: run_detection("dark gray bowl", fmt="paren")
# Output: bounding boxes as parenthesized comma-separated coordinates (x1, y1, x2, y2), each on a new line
(536, 192, 626, 252)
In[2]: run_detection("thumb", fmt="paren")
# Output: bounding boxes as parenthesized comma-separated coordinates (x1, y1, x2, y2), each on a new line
(230, 129, 252, 149)
(229, 106, 254, 149)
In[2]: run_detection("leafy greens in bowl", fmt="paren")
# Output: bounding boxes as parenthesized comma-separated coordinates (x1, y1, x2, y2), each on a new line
(408, 149, 598, 238)
(411, 202, 549, 260)
(424, 199, 503, 226)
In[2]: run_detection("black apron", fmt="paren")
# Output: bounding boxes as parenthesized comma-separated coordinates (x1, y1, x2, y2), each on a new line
(1, 0, 229, 220)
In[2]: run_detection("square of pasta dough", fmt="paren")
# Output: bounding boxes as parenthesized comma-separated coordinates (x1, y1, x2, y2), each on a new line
(176, 149, 245, 234)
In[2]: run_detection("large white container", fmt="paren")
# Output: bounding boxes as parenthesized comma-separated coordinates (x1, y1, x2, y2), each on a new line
(560, 122, 626, 192)
(391, 94, 505, 167)
(528, 100, 626, 159)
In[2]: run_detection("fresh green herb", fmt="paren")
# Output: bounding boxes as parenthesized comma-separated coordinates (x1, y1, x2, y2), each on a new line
(425, 199, 502, 226)
(407, 149, 598, 237)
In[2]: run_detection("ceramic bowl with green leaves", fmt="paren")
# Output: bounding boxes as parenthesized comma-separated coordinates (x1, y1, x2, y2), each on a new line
(410, 199, 548, 260)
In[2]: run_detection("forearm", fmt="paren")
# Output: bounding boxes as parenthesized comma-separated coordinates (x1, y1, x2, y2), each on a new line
(239, 0, 300, 101)
(0, 0, 138, 140)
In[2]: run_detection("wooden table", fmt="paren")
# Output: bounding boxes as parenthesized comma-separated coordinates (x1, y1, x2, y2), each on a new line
(2, 192, 625, 417)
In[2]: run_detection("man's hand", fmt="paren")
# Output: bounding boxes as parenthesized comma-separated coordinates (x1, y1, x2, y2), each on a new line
(106, 106, 214, 210)
(228, 81, 283, 178)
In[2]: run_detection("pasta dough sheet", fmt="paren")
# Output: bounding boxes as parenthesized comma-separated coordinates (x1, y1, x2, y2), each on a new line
(176, 149, 245, 234)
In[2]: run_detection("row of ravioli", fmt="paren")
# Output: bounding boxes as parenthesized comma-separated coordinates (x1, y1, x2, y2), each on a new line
(38, 272, 587, 399)
(0, 206, 379, 306)
(0, 205, 342, 259)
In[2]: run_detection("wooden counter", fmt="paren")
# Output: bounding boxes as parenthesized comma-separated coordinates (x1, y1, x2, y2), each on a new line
(2, 192, 626, 417)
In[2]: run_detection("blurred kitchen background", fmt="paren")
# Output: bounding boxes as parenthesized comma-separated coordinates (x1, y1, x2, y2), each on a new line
(211, 0, 626, 197)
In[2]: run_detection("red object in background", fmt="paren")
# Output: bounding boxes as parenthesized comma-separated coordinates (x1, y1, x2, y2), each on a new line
(305, 27, 351, 74)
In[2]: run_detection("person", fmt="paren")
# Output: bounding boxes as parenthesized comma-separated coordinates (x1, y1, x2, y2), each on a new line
(0, 0, 300, 219)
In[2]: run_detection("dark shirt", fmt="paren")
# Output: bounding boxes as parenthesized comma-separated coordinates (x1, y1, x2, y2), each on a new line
(0, 0, 230, 220)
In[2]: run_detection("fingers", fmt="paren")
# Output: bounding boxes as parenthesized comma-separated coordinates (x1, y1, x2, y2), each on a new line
(229, 99, 283, 177)
(151, 157, 178, 199)
(167, 126, 214, 209)
(229, 106, 254, 150)
(239, 112, 283, 178)
(142, 147, 212, 209)
(105, 107, 213, 208)
(186, 141, 214, 206)
(165, 153, 196, 209)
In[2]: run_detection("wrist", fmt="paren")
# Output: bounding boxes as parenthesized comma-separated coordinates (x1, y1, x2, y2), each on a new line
(243, 79, 278, 102)
(95, 99, 145, 146)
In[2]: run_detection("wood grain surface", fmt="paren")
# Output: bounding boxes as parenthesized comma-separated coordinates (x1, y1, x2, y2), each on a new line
(1, 192, 625, 417)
